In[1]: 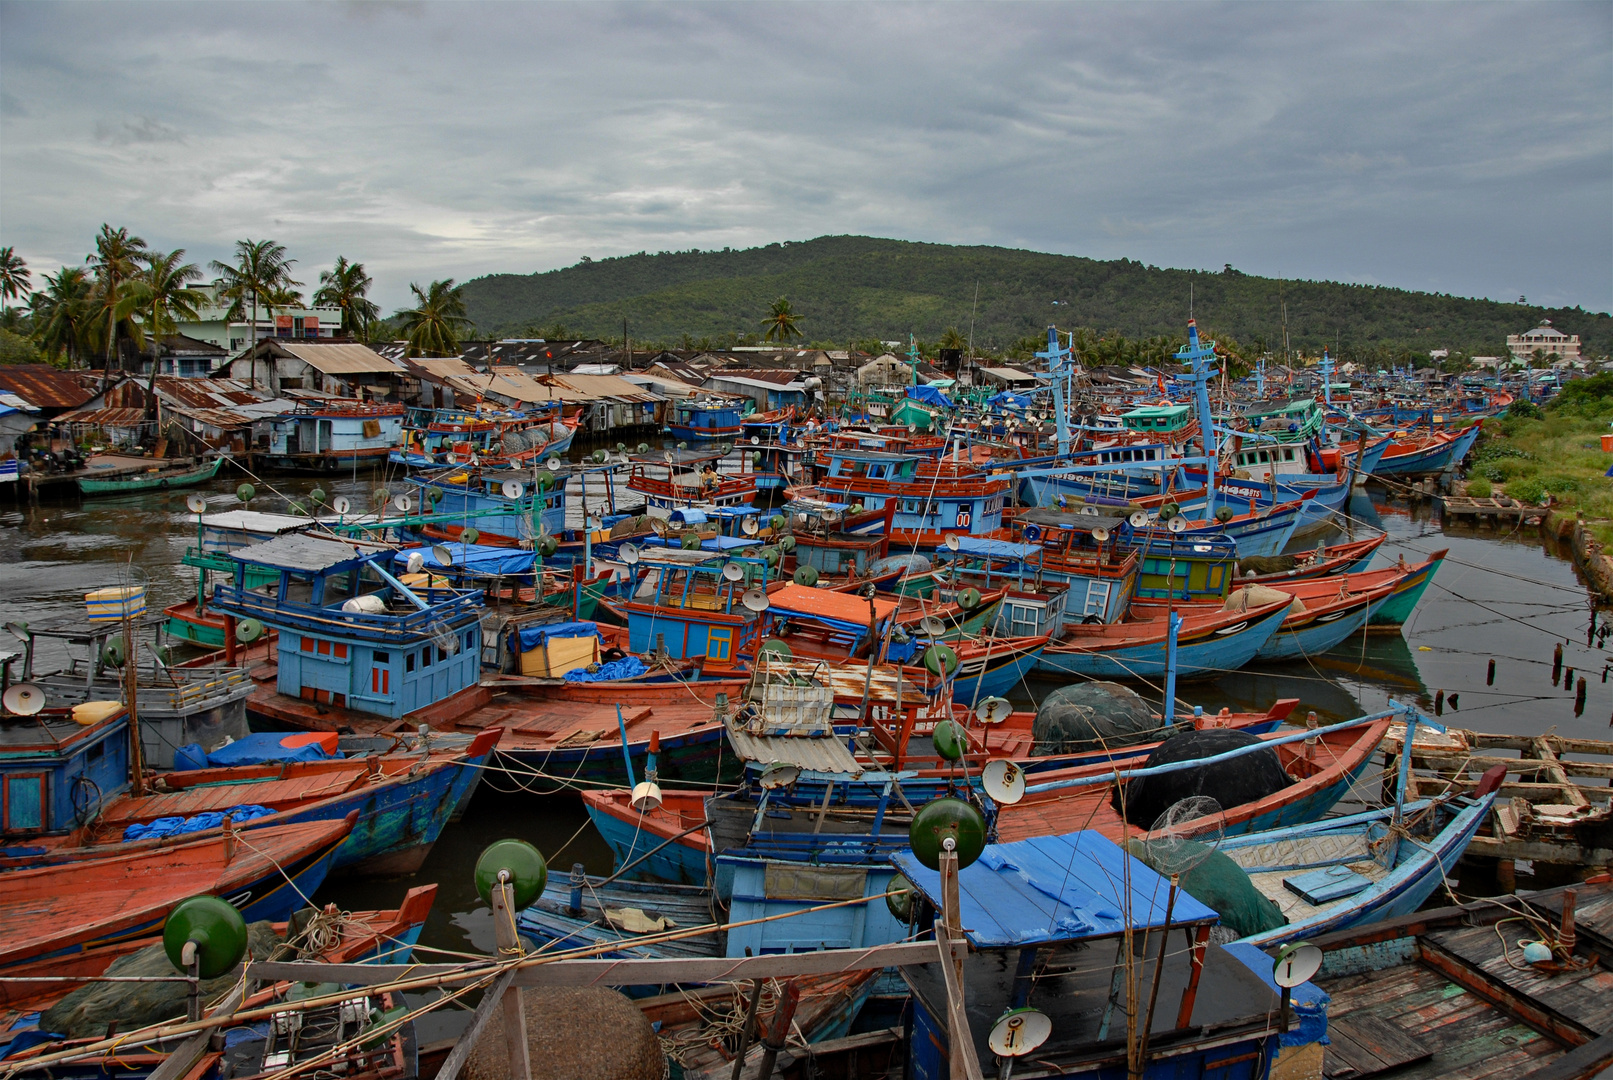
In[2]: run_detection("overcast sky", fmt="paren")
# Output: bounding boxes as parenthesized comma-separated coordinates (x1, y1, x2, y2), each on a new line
(2, 2, 1609, 315)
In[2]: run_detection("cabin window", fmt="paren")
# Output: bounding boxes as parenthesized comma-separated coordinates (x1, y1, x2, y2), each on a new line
(374, 651, 389, 664)
(87, 740, 104, 762)
(1258, 451, 1270, 463)
(438, 645, 451, 664)
(1283, 448, 1295, 461)
(464, 629, 476, 650)
(421, 647, 432, 668)
(406, 653, 416, 673)
(3, 774, 45, 832)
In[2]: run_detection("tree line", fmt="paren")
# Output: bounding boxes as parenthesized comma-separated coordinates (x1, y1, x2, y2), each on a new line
(0, 231, 482, 367)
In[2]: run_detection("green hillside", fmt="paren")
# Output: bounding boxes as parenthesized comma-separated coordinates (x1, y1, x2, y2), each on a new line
(460, 235, 1611, 362)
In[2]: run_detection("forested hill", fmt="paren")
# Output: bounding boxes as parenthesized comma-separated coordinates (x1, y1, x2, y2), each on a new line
(459, 235, 1611, 361)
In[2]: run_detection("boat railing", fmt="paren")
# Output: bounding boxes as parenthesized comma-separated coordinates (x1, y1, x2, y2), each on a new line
(211, 582, 482, 639)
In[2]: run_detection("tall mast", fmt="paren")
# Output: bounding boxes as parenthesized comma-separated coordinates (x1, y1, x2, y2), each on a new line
(1176, 319, 1220, 517)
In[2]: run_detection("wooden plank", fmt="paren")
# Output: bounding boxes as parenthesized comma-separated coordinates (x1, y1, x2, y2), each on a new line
(1418, 936, 1597, 1048)
(1518, 1031, 1613, 1080)
(1334, 1013, 1433, 1074)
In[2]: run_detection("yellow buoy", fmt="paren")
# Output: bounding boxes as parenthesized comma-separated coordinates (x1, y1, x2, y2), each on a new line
(71, 701, 123, 726)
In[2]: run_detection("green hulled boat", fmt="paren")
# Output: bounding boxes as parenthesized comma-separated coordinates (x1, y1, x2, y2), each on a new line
(78, 455, 225, 496)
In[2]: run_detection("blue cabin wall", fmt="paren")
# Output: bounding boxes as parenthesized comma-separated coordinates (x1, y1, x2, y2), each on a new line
(276, 625, 480, 719)
(722, 858, 907, 956)
(412, 480, 565, 539)
(0, 720, 130, 836)
(269, 414, 403, 456)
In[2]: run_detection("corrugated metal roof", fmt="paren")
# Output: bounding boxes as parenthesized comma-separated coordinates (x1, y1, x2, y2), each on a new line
(271, 342, 404, 375)
(767, 584, 898, 626)
(0, 366, 97, 409)
(892, 831, 1218, 947)
(725, 726, 863, 775)
(0, 392, 38, 413)
(547, 373, 662, 401)
(230, 533, 370, 572)
(707, 369, 808, 387)
(55, 407, 149, 427)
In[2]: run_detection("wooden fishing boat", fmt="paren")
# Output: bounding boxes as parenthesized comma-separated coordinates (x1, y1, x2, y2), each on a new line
(1368, 548, 1447, 631)
(516, 871, 721, 960)
(1034, 599, 1291, 681)
(995, 717, 1393, 845)
(1220, 783, 1500, 948)
(1301, 880, 1613, 1079)
(0, 883, 437, 1014)
(1232, 533, 1386, 584)
(75, 454, 224, 495)
(11, 727, 502, 877)
(0, 816, 353, 971)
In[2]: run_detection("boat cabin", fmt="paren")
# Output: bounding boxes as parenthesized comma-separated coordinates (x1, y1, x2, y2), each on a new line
(755, 583, 901, 664)
(210, 534, 484, 719)
(627, 448, 759, 515)
(783, 499, 895, 579)
(262, 401, 405, 471)
(810, 449, 1009, 543)
(666, 397, 747, 441)
(1242, 397, 1325, 443)
(935, 537, 1072, 638)
(1130, 529, 1241, 602)
(893, 830, 1298, 1080)
(392, 405, 573, 469)
(1011, 510, 1139, 624)
(0, 706, 129, 837)
(403, 468, 568, 544)
(617, 550, 774, 664)
(1121, 402, 1192, 435)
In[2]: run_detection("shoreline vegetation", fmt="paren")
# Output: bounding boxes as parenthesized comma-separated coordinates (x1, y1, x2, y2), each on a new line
(1462, 375, 1613, 544)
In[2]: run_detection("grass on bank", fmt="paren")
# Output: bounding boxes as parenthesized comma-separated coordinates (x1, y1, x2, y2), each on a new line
(1463, 375, 1613, 544)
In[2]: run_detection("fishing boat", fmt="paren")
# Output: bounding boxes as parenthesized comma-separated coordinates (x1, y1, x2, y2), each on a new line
(1367, 548, 1447, 631)
(391, 404, 578, 469)
(1301, 880, 1613, 1079)
(0, 816, 353, 970)
(19, 727, 502, 876)
(76, 455, 224, 496)
(891, 829, 1306, 1080)
(627, 447, 759, 516)
(1220, 782, 1501, 948)
(257, 399, 406, 472)
(665, 396, 748, 442)
(1034, 599, 1290, 681)
(794, 443, 1012, 549)
(516, 870, 720, 960)
(996, 715, 1393, 845)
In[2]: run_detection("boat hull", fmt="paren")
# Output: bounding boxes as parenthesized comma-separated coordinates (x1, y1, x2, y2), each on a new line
(1367, 552, 1445, 630)
(77, 456, 224, 495)
(1035, 604, 1288, 680)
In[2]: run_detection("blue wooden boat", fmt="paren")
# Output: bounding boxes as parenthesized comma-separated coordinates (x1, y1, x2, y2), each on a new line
(893, 830, 1318, 1079)
(1220, 787, 1499, 948)
(259, 401, 406, 473)
(666, 396, 747, 441)
(1371, 421, 1484, 476)
(1034, 600, 1289, 681)
(516, 868, 720, 960)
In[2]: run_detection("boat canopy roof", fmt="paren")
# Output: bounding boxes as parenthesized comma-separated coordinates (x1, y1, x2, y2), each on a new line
(1245, 397, 1316, 419)
(942, 537, 1042, 561)
(891, 831, 1217, 948)
(632, 448, 726, 465)
(766, 583, 898, 625)
(228, 533, 378, 574)
(1019, 508, 1129, 533)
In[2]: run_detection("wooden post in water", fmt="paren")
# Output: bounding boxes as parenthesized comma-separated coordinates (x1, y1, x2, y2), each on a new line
(935, 847, 984, 1080)
(490, 879, 533, 1080)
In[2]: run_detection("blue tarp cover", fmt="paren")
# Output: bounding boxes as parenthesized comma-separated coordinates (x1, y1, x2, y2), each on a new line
(394, 543, 536, 576)
(986, 392, 1036, 411)
(563, 655, 647, 682)
(943, 537, 1042, 560)
(891, 830, 1218, 947)
(906, 385, 954, 409)
(122, 804, 277, 842)
(515, 621, 602, 652)
(195, 733, 338, 768)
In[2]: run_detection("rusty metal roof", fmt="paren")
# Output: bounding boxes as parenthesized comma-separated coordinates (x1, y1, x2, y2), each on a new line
(260, 342, 404, 375)
(725, 725, 863, 775)
(0, 366, 97, 410)
(54, 407, 149, 427)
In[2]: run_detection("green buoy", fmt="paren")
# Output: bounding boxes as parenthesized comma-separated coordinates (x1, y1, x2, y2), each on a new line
(792, 565, 819, 587)
(474, 839, 548, 909)
(163, 896, 248, 979)
(758, 639, 792, 661)
(539, 535, 558, 556)
(236, 618, 264, 643)
(922, 644, 959, 676)
(887, 874, 915, 922)
(932, 718, 966, 760)
(778, 535, 796, 553)
(309, 487, 327, 505)
(957, 587, 981, 610)
(462, 527, 480, 545)
(908, 797, 987, 871)
(235, 483, 255, 503)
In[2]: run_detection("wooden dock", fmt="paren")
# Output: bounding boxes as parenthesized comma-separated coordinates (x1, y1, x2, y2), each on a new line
(1441, 495, 1550, 525)
(1386, 722, 1613, 868)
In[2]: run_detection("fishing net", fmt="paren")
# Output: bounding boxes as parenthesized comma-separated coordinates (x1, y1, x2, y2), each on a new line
(462, 986, 663, 1080)
(503, 431, 529, 455)
(40, 920, 289, 1038)
(1112, 728, 1291, 828)
(1223, 583, 1306, 616)
(1031, 682, 1162, 756)
(1126, 838, 1288, 938)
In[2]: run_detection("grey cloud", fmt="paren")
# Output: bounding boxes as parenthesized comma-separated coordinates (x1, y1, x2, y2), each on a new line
(1, 1, 1607, 312)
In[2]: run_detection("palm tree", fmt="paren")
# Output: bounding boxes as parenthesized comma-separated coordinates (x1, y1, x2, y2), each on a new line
(312, 257, 380, 341)
(0, 248, 31, 313)
(30, 267, 94, 366)
(86, 225, 148, 371)
(209, 239, 300, 387)
(123, 249, 205, 410)
(760, 297, 803, 343)
(396, 279, 471, 357)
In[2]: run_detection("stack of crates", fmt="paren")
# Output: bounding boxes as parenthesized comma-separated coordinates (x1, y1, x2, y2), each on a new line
(85, 585, 146, 623)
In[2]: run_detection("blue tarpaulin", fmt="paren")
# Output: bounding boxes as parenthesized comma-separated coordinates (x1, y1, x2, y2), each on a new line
(906, 385, 954, 409)
(986, 392, 1036, 411)
(191, 733, 339, 769)
(941, 537, 1042, 561)
(1223, 942, 1330, 1046)
(891, 830, 1218, 947)
(122, 804, 277, 842)
(515, 621, 602, 652)
(393, 543, 536, 576)
(563, 655, 647, 682)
